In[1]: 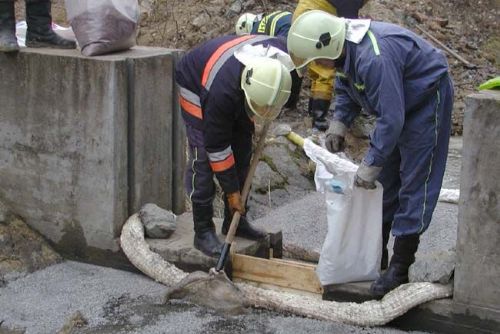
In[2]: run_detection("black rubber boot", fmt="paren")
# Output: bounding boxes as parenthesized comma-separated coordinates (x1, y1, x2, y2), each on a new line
(381, 222, 392, 270)
(370, 234, 420, 298)
(192, 204, 223, 257)
(25, 0, 76, 49)
(222, 198, 267, 240)
(0, 1, 19, 52)
(308, 98, 330, 132)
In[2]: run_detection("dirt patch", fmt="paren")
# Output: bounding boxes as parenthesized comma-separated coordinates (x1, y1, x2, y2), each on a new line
(134, 0, 498, 135)
(42, 0, 499, 135)
(0, 213, 62, 286)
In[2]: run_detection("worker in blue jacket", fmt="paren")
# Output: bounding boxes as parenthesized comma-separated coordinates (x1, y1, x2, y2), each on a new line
(176, 35, 296, 257)
(288, 11, 454, 297)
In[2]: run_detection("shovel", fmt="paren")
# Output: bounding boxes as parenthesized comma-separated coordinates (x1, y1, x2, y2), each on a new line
(214, 121, 271, 273)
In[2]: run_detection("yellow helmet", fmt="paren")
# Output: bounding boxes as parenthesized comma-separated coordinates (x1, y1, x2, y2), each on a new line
(287, 10, 347, 69)
(235, 13, 257, 35)
(241, 57, 292, 121)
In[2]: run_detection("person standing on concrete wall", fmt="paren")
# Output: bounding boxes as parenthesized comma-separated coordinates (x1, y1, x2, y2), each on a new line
(0, 0, 76, 52)
(291, 0, 369, 132)
(287, 11, 454, 297)
(175, 35, 295, 257)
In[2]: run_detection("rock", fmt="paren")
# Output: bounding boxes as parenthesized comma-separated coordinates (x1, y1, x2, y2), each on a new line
(409, 249, 456, 284)
(252, 161, 287, 194)
(192, 12, 210, 29)
(261, 143, 313, 191)
(139, 204, 177, 239)
(229, 0, 242, 15)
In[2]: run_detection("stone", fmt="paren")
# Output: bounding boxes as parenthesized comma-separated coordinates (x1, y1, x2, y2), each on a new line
(455, 90, 500, 312)
(139, 203, 177, 239)
(229, 1, 243, 15)
(261, 143, 314, 191)
(192, 13, 210, 28)
(252, 161, 287, 194)
(409, 249, 456, 284)
(146, 213, 280, 273)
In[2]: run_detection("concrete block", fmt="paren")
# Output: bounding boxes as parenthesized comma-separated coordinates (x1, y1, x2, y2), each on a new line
(455, 90, 500, 312)
(146, 213, 278, 273)
(0, 47, 185, 263)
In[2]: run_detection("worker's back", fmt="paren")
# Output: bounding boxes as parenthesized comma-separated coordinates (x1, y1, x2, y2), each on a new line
(251, 11, 292, 37)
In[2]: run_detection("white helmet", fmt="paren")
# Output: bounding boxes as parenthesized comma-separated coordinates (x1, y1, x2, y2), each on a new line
(235, 13, 257, 35)
(241, 57, 292, 121)
(287, 10, 347, 69)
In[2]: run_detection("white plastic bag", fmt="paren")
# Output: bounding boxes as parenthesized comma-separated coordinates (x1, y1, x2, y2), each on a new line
(317, 174, 383, 285)
(65, 0, 139, 56)
(303, 139, 382, 285)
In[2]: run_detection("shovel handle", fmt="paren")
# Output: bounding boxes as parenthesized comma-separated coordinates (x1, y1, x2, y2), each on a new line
(215, 121, 271, 271)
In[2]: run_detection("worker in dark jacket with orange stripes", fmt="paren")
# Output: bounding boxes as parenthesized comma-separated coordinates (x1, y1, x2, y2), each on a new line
(176, 35, 294, 257)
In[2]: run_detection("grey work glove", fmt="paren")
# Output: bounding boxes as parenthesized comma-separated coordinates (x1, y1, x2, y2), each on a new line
(354, 161, 382, 190)
(325, 120, 347, 153)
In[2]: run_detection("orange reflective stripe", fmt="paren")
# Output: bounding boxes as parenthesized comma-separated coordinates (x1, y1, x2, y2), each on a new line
(209, 154, 235, 172)
(180, 95, 203, 119)
(201, 35, 255, 87)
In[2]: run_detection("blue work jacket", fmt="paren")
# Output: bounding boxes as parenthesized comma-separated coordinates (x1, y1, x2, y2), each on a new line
(333, 22, 449, 167)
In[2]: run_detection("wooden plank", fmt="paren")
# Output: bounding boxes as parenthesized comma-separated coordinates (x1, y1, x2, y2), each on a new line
(232, 254, 323, 294)
(270, 257, 317, 269)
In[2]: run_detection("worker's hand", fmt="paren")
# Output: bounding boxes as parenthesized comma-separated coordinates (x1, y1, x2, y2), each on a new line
(354, 174, 376, 189)
(354, 162, 382, 190)
(325, 120, 347, 153)
(226, 192, 245, 216)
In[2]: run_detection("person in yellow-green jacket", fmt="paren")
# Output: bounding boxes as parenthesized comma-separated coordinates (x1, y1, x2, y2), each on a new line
(292, 0, 369, 131)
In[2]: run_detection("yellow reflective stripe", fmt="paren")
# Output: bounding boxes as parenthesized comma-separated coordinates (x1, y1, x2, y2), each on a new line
(354, 83, 365, 91)
(367, 30, 380, 56)
(269, 11, 290, 36)
(419, 90, 440, 233)
(336, 72, 347, 79)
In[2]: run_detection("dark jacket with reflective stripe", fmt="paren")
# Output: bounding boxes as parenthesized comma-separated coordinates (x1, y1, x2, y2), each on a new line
(251, 11, 292, 37)
(328, 0, 365, 18)
(333, 22, 449, 167)
(176, 35, 290, 194)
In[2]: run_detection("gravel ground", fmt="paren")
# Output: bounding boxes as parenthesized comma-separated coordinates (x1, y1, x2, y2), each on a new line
(0, 261, 426, 334)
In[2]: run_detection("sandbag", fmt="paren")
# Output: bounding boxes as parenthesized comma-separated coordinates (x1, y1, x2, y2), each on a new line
(302, 139, 382, 285)
(65, 0, 139, 56)
(317, 174, 383, 285)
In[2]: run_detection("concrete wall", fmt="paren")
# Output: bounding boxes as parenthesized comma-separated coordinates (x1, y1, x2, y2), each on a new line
(455, 90, 500, 318)
(0, 47, 185, 263)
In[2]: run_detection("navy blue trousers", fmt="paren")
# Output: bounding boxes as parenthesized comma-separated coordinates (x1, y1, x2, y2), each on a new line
(184, 124, 252, 206)
(378, 75, 454, 236)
